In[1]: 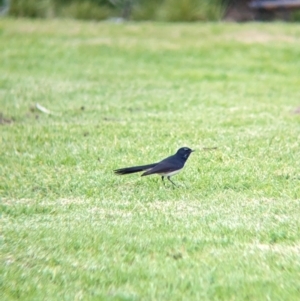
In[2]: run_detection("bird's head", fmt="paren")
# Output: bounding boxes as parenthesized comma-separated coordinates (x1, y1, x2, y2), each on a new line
(176, 147, 194, 160)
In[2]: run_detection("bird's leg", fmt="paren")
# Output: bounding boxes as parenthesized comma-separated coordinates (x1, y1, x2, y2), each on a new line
(161, 176, 165, 186)
(167, 176, 177, 187)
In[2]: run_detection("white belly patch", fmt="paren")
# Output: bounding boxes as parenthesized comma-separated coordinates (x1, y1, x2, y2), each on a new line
(159, 169, 182, 177)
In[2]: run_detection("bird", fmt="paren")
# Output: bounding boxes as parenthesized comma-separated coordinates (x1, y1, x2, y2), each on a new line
(114, 147, 194, 186)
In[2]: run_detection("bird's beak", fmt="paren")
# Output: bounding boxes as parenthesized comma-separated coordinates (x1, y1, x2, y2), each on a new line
(191, 150, 195, 152)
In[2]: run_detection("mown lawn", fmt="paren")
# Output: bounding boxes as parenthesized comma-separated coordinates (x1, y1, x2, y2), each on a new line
(1, 18, 300, 300)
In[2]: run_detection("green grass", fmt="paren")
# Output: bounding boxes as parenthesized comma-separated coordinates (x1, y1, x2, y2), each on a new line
(1, 18, 300, 300)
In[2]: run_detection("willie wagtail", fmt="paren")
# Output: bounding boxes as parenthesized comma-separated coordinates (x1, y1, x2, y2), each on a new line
(114, 147, 194, 186)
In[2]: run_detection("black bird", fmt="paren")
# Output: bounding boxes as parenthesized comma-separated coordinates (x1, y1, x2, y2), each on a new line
(114, 147, 194, 186)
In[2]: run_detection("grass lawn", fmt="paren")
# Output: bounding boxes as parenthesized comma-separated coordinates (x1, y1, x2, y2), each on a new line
(1, 18, 300, 300)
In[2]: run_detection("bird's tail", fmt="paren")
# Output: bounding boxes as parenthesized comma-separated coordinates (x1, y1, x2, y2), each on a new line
(114, 163, 157, 175)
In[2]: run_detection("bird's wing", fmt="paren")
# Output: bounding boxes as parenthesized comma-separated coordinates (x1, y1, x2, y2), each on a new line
(141, 158, 182, 176)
